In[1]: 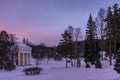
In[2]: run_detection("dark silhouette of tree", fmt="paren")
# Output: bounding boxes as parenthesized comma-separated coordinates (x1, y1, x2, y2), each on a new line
(57, 28, 73, 68)
(104, 6, 114, 65)
(23, 38, 26, 44)
(23, 38, 29, 45)
(104, 4, 120, 66)
(84, 14, 101, 68)
(112, 4, 120, 58)
(0, 30, 16, 70)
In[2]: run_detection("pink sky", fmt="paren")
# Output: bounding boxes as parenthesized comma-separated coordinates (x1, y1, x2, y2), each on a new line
(0, 0, 120, 46)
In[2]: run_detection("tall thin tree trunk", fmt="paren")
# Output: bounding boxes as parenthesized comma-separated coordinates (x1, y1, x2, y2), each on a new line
(101, 39, 104, 60)
(113, 39, 117, 59)
(109, 39, 112, 66)
(66, 57, 68, 68)
(70, 58, 73, 67)
(74, 59, 76, 67)
(75, 41, 77, 67)
(44, 58, 46, 64)
(47, 58, 49, 64)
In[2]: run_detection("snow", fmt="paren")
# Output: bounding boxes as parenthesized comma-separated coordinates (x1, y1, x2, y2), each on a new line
(0, 59, 120, 80)
(10, 43, 32, 53)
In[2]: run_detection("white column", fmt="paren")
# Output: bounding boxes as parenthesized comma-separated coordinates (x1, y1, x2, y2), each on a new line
(27, 53, 29, 65)
(23, 53, 25, 65)
(28, 53, 30, 65)
(29, 53, 31, 65)
(18, 53, 20, 65)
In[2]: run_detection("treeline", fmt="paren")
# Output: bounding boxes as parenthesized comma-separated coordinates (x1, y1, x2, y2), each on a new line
(57, 3, 120, 71)
(29, 43, 56, 65)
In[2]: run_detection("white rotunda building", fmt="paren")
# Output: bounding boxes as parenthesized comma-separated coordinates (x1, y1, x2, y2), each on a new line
(10, 43, 32, 66)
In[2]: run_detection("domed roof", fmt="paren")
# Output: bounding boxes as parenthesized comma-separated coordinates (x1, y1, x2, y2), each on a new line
(10, 43, 32, 53)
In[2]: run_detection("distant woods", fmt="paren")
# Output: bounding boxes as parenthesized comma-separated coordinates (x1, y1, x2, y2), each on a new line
(30, 43, 56, 65)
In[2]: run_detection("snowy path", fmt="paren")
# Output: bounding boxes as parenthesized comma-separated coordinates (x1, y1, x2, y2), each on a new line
(0, 59, 120, 80)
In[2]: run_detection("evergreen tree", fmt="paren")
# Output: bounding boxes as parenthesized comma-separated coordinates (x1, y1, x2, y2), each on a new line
(84, 14, 101, 68)
(0, 31, 16, 70)
(104, 4, 120, 65)
(57, 28, 73, 68)
(104, 6, 113, 65)
(84, 14, 96, 67)
(112, 4, 120, 58)
(23, 38, 26, 44)
(113, 4, 120, 73)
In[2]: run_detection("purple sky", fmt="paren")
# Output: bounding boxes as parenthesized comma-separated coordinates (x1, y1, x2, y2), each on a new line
(0, 0, 120, 46)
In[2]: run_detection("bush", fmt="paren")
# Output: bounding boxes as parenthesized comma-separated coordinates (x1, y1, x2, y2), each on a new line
(4, 61, 16, 71)
(95, 60, 102, 68)
(23, 67, 42, 75)
(54, 55, 62, 61)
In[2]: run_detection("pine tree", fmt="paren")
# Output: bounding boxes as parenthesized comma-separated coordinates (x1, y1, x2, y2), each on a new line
(114, 4, 120, 71)
(112, 4, 120, 58)
(23, 38, 26, 44)
(0, 31, 16, 70)
(84, 14, 101, 68)
(57, 29, 73, 68)
(84, 14, 96, 67)
(104, 6, 113, 65)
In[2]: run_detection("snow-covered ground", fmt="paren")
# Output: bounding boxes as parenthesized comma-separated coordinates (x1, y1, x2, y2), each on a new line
(0, 59, 120, 80)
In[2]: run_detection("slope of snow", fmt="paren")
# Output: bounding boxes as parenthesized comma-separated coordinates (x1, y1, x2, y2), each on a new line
(0, 59, 120, 80)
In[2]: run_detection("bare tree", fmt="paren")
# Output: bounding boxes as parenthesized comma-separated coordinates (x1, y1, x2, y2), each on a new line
(67, 26, 74, 67)
(74, 27, 82, 67)
(95, 8, 106, 60)
(68, 26, 74, 39)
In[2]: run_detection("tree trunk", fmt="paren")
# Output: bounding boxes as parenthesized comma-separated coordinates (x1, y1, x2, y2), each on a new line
(47, 58, 49, 64)
(109, 39, 112, 66)
(70, 58, 73, 67)
(66, 57, 68, 68)
(74, 59, 76, 67)
(113, 39, 117, 59)
(101, 39, 104, 60)
(44, 58, 46, 64)
(76, 58, 80, 67)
